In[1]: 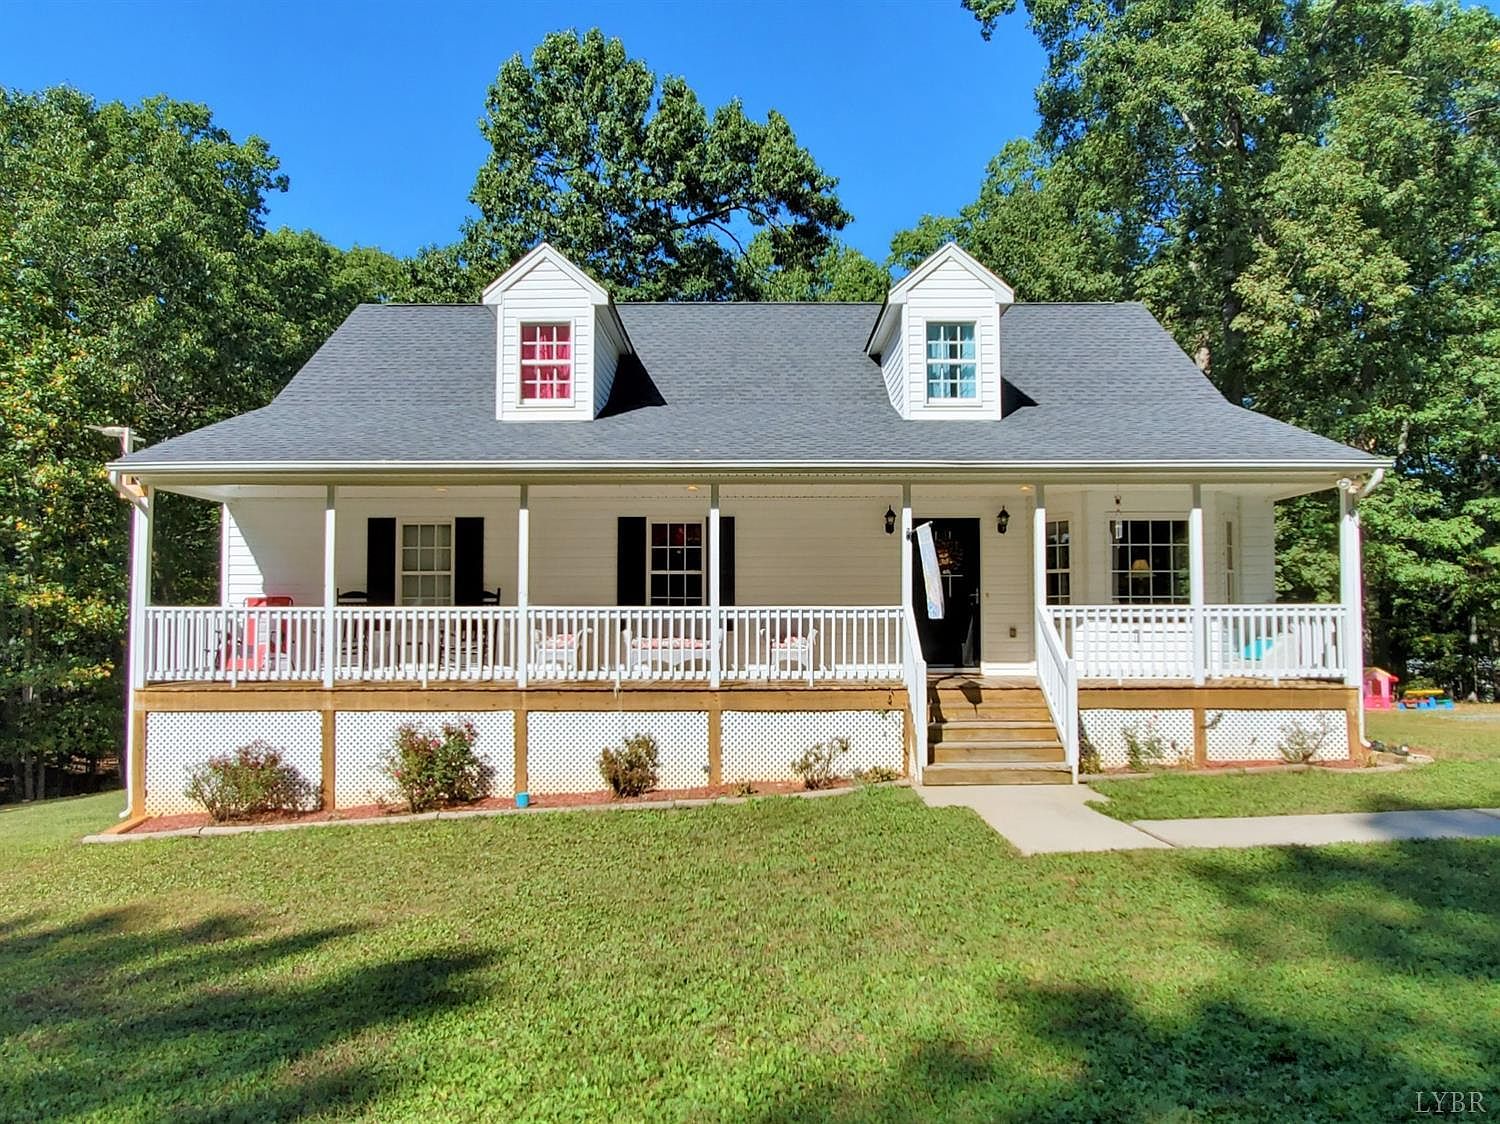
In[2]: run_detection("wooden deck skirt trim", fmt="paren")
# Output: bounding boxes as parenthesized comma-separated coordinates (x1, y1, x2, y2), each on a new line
(133, 682, 907, 713)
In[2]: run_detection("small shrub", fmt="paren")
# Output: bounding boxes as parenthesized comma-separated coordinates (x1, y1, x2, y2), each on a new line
(1123, 722, 1167, 772)
(733, 780, 757, 798)
(600, 733, 659, 797)
(1277, 718, 1330, 765)
(385, 721, 484, 813)
(791, 737, 849, 790)
(185, 740, 315, 822)
(853, 765, 899, 785)
(1078, 742, 1103, 775)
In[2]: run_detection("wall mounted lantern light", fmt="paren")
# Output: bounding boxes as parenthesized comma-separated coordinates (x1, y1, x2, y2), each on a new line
(884, 506, 897, 535)
(996, 507, 1010, 535)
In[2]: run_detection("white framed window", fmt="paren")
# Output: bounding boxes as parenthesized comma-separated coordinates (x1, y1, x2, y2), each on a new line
(648, 521, 703, 606)
(1225, 521, 1237, 602)
(519, 322, 573, 402)
(1111, 519, 1189, 604)
(925, 322, 977, 401)
(1045, 519, 1071, 605)
(400, 521, 453, 605)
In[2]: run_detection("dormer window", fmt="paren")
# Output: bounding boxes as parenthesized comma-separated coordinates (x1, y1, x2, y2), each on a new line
(926, 322, 977, 401)
(520, 323, 573, 402)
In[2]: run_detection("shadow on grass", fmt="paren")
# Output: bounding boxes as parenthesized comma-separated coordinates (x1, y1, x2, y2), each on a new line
(752, 840, 1500, 1123)
(0, 905, 495, 1121)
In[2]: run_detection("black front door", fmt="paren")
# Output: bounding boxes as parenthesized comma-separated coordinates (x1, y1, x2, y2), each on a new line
(911, 518, 981, 667)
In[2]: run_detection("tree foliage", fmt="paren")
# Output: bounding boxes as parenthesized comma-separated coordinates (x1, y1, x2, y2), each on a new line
(0, 88, 397, 798)
(939, 0, 1500, 693)
(461, 29, 851, 300)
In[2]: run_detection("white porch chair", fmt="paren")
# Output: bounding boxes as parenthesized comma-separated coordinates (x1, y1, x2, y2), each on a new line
(762, 626, 818, 685)
(531, 627, 588, 679)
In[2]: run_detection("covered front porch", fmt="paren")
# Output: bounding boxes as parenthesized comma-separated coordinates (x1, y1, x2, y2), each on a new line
(117, 474, 1367, 804)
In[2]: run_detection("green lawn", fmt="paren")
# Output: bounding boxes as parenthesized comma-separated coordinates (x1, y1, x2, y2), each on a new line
(1088, 705, 1500, 822)
(2, 789, 1498, 1120)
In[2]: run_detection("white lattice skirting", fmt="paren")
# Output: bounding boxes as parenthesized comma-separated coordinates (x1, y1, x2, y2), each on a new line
(1079, 709, 1194, 769)
(335, 711, 515, 807)
(722, 710, 904, 783)
(144, 711, 322, 815)
(527, 711, 709, 793)
(1205, 709, 1348, 762)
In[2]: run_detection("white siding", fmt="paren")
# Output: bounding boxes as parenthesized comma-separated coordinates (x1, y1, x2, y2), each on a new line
(1238, 494, 1276, 603)
(593, 307, 626, 417)
(903, 257, 1004, 420)
(334, 488, 519, 604)
(877, 308, 906, 414)
(495, 256, 597, 422)
(222, 498, 325, 606)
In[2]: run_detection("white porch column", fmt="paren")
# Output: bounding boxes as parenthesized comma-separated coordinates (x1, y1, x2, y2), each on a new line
(708, 483, 721, 688)
(125, 483, 153, 818)
(1032, 484, 1047, 659)
(899, 484, 913, 613)
(1189, 484, 1206, 685)
(1339, 485, 1365, 691)
(322, 485, 336, 688)
(516, 484, 529, 689)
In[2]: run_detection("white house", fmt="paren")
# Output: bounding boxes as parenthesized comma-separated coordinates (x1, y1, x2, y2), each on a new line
(111, 243, 1385, 816)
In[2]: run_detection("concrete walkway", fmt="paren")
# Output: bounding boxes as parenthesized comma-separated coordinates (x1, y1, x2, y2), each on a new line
(917, 784, 1170, 855)
(1135, 807, 1500, 850)
(916, 785, 1500, 855)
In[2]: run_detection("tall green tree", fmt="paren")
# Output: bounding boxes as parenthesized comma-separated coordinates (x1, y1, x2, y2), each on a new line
(734, 232, 889, 302)
(939, 0, 1500, 693)
(0, 88, 397, 799)
(461, 29, 852, 300)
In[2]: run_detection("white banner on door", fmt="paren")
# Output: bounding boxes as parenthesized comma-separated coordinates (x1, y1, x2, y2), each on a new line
(914, 521, 945, 620)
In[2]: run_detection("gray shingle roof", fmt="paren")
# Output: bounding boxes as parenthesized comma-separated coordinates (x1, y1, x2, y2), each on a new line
(119, 301, 1379, 472)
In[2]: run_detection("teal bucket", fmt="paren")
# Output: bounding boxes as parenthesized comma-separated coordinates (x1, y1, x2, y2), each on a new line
(515, 792, 530, 809)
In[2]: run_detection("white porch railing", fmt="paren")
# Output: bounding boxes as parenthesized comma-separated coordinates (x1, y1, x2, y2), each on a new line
(1047, 604, 1347, 682)
(144, 606, 327, 684)
(720, 607, 903, 684)
(1035, 608, 1079, 782)
(141, 605, 906, 687)
(332, 607, 522, 686)
(901, 604, 928, 784)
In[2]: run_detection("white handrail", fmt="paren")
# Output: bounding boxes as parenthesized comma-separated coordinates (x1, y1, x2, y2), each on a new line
(719, 607, 903, 683)
(901, 603, 928, 784)
(1035, 607, 1079, 782)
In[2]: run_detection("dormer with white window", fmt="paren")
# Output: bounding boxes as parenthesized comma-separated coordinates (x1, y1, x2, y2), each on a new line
(482, 243, 630, 421)
(866, 242, 1015, 420)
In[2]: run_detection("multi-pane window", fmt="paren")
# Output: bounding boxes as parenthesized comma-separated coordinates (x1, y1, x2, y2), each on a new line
(519, 323, 572, 401)
(400, 522, 452, 605)
(649, 522, 703, 606)
(925, 322, 977, 401)
(1111, 519, 1189, 604)
(1045, 519, 1071, 605)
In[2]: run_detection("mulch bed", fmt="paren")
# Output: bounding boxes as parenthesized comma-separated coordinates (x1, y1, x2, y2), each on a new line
(125, 778, 843, 834)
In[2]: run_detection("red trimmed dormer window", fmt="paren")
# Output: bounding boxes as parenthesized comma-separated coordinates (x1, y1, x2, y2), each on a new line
(520, 323, 572, 402)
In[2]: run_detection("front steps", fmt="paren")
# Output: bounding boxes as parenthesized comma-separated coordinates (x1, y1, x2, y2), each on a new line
(923, 678, 1072, 785)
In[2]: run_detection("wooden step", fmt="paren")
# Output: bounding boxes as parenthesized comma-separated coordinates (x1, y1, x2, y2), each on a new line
(930, 702, 1054, 721)
(929, 720, 1060, 743)
(922, 761, 1073, 785)
(932, 743, 1067, 764)
(929, 686, 1045, 704)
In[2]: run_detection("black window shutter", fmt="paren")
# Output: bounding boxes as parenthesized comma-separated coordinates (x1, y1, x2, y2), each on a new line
(454, 517, 484, 605)
(617, 517, 647, 605)
(367, 518, 396, 606)
(719, 516, 735, 606)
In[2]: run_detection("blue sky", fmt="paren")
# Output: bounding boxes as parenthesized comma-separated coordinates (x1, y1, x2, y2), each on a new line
(0, 0, 1044, 265)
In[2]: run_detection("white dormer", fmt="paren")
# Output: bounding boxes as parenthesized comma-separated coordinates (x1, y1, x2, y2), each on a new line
(866, 242, 1015, 420)
(482, 243, 628, 421)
